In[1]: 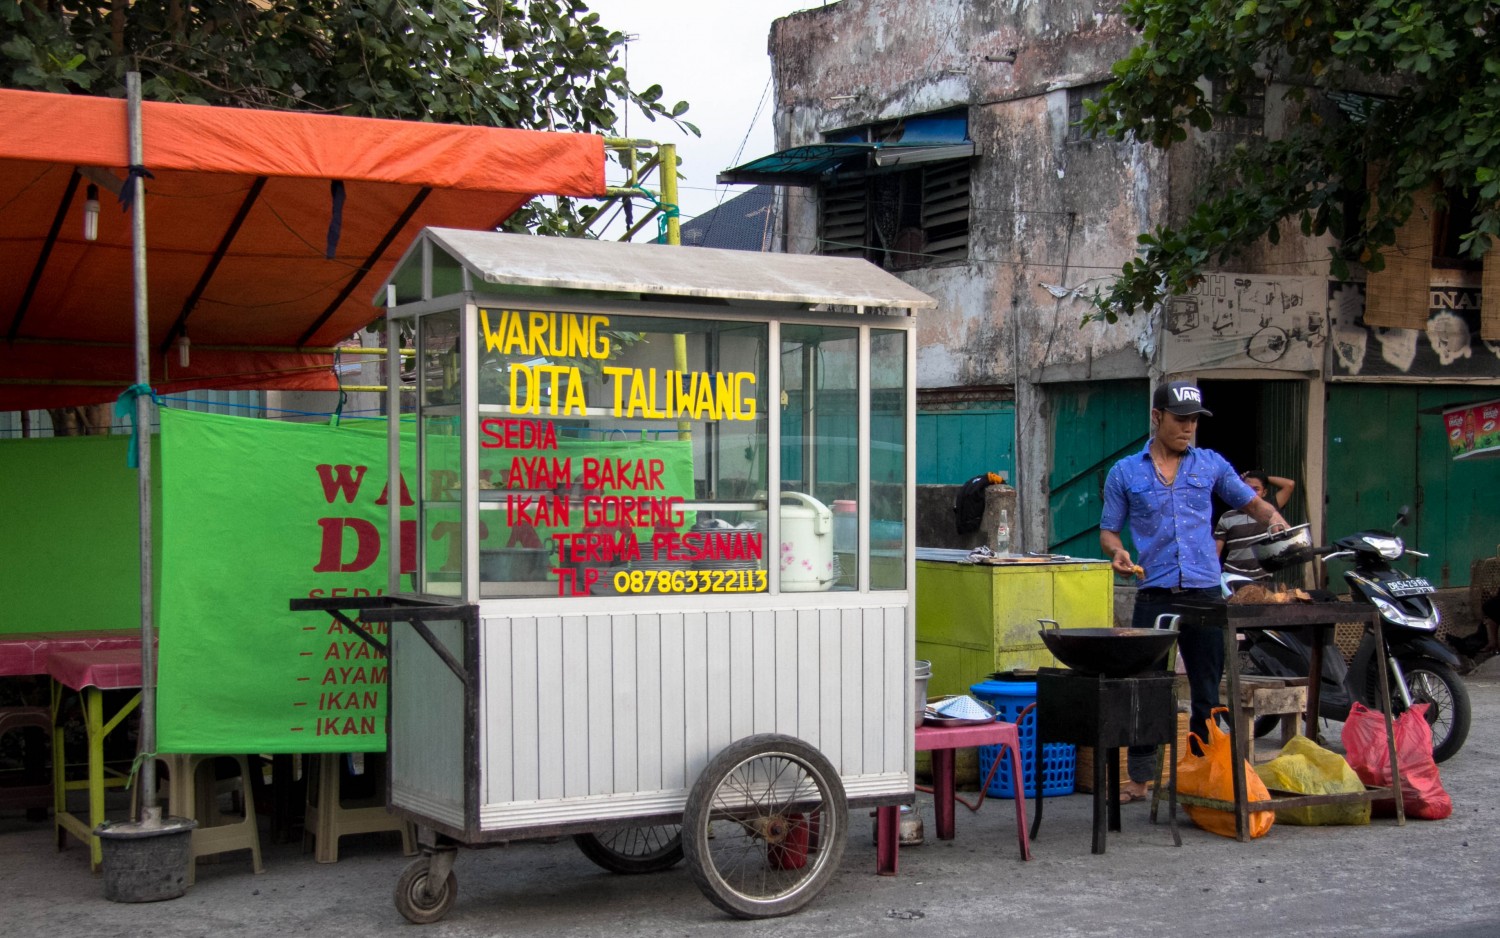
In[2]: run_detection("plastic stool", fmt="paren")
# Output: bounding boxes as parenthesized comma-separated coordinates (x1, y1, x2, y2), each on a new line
(303, 753, 416, 863)
(143, 754, 264, 884)
(0, 707, 52, 814)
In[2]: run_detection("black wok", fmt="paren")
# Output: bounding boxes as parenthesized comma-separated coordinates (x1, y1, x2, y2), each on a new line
(1037, 618, 1179, 678)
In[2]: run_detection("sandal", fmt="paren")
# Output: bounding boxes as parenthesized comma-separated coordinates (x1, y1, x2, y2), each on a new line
(1117, 784, 1150, 805)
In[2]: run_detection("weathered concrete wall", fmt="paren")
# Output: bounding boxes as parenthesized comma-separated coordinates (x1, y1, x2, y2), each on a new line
(915, 483, 1018, 550)
(772, 0, 1164, 552)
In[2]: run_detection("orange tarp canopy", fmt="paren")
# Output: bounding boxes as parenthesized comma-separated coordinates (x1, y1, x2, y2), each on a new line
(0, 88, 607, 410)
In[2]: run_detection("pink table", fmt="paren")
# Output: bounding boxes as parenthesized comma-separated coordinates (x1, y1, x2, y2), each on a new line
(0, 630, 141, 678)
(47, 647, 143, 691)
(875, 721, 1032, 875)
(45, 646, 146, 871)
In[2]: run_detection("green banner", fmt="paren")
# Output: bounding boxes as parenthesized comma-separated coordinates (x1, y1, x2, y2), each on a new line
(157, 410, 403, 753)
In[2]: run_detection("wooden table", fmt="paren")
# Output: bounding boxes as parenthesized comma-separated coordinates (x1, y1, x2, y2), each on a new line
(1196, 603, 1404, 839)
(47, 647, 144, 871)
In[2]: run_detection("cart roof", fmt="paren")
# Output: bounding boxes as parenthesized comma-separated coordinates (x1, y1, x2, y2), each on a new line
(383, 227, 938, 312)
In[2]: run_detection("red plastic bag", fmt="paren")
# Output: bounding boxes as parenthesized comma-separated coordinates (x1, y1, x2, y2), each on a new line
(1177, 707, 1275, 839)
(1340, 701, 1452, 820)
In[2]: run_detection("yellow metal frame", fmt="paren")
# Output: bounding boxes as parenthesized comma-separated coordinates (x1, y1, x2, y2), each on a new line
(51, 683, 140, 871)
(597, 139, 682, 248)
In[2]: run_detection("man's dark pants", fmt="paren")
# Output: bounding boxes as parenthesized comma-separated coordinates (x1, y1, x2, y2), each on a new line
(1126, 586, 1227, 784)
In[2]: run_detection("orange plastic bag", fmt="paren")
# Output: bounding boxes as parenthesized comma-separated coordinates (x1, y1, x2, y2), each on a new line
(1177, 706, 1276, 839)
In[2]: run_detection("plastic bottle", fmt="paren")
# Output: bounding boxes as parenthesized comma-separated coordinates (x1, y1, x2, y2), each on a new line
(994, 508, 1011, 556)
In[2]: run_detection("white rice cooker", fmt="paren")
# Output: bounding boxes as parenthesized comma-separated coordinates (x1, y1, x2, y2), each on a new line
(778, 492, 837, 592)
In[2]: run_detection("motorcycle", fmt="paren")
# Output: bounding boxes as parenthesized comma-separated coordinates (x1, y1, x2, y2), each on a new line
(1229, 507, 1471, 763)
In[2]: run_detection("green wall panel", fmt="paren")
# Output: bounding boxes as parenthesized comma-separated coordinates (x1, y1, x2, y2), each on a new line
(914, 404, 1014, 485)
(1326, 384, 1497, 588)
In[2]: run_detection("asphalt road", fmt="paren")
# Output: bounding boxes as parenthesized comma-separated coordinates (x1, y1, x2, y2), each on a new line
(3, 662, 1496, 938)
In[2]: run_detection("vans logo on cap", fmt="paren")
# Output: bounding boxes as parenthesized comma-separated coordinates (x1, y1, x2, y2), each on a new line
(1174, 386, 1202, 404)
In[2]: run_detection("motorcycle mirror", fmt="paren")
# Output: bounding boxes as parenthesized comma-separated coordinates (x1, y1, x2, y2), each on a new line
(1395, 505, 1410, 527)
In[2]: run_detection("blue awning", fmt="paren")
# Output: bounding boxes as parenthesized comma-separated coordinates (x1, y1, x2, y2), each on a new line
(718, 113, 973, 186)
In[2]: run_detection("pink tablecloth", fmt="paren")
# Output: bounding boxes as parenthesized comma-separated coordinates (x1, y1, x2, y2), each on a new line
(45, 647, 143, 691)
(0, 630, 142, 678)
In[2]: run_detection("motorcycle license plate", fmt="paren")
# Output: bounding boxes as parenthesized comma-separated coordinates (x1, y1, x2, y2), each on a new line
(1387, 577, 1434, 597)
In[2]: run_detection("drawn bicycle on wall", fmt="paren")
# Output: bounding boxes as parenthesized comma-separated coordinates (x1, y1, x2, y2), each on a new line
(1244, 321, 1327, 363)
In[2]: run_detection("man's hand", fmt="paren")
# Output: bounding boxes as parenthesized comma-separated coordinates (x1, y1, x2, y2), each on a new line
(1101, 529, 1136, 575)
(1244, 496, 1287, 532)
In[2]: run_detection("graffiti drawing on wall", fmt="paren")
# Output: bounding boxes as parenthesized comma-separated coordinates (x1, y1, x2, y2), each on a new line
(1161, 273, 1326, 372)
(1330, 282, 1500, 379)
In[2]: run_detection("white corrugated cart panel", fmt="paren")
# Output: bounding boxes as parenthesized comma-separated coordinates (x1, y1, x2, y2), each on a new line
(389, 617, 468, 829)
(477, 598, 912, 832)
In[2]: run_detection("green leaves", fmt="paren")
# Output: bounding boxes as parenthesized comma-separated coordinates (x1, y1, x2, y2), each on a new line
(2, 1, 697, 235)
(1087, 0, 1500, 321)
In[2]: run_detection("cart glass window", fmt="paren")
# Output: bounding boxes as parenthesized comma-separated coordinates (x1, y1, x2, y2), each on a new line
(870, 328, 907, 589)
(460, 309, 769, 599)
(417, 310, 464, 593)
(780, 324, 860, 591)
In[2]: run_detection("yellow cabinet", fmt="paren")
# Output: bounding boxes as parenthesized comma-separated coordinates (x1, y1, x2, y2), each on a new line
(915, 557, 1114, 698)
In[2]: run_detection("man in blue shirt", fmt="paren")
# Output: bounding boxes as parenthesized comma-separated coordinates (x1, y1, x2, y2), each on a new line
(1099, 380, 1289, 802)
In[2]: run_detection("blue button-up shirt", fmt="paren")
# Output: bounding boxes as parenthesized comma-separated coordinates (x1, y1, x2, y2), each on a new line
(1100, 443, 1257, 590)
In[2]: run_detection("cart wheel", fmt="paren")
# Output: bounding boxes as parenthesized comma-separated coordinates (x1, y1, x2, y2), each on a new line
(682, 734, 847, 919)
(573, 826, 684, 874)
(394, 855, 457, 925)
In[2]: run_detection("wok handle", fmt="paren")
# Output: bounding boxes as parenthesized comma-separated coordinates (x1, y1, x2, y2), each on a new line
(1038, 618, 1060, 631)
(1153, 613, 1182, 632)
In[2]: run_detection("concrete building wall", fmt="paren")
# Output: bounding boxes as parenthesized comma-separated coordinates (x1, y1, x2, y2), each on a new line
(771, 0, 1165, 550)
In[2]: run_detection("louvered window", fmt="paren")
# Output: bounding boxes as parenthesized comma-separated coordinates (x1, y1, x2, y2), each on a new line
(819, 174, 868, 260)
(813, 110, 972, 270)
(817, 160, 970, 269)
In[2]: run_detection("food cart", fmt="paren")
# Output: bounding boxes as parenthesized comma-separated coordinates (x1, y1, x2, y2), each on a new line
(296, 228, 935, 921)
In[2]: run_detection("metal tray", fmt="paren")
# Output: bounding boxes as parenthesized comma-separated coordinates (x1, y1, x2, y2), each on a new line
(923, 695, 999, 727)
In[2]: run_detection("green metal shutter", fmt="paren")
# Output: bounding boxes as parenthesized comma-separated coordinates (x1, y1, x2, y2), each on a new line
(1047, 380, 1150, 558)
(1326, 384, 1497, 588)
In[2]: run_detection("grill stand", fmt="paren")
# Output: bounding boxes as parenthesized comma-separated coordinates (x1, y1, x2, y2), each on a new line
(1029, 669, 1179, 854)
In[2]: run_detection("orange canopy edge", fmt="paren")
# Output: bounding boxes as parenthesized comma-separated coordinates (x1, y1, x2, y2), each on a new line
(0, 88, 608, 411)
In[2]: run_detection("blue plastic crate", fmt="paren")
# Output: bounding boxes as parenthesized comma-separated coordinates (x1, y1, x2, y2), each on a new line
(970, 679, 1076, 798)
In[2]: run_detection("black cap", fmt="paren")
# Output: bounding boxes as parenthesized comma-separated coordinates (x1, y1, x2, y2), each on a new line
(1153, 380, 1213, 417)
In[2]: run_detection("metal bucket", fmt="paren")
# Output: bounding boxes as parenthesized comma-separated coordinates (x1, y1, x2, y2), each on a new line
(913, 660, 932, 728)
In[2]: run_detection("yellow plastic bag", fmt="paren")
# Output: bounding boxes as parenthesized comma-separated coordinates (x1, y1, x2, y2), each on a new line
(1177, 706, 1275, 839)
(1254, 734, 1371, 826)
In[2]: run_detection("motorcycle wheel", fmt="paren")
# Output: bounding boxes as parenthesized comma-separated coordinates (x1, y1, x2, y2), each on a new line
(1397, 659, 1470, 763)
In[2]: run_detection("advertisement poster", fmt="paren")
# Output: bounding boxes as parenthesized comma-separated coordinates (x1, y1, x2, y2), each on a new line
(1330, 282, 1500, 379)
(1442, 398, 1500, 461)
(157, 409, 406, 753)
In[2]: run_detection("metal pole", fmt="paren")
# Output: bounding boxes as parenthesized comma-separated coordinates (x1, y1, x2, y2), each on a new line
(127, 72, 161, 823)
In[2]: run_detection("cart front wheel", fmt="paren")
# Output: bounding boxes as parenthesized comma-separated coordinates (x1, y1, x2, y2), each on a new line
(574, 826, 684, 874)
(683, 734, 847, 919)
(394, 855, 457, 925)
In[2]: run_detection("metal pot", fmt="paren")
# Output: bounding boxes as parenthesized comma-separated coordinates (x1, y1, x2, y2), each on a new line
(1249, 522, 1314, 572)
(1037, 618, 1179, 678)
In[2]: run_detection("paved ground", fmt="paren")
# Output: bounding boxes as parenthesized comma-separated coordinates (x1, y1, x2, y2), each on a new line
(3, 663, 1496, 938)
